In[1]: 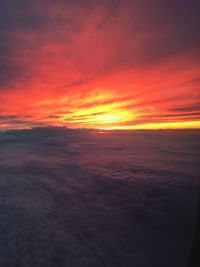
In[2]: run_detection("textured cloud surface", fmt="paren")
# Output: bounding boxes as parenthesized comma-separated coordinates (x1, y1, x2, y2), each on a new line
(0, 0, 200, 129)
(0, 127, 199, 266)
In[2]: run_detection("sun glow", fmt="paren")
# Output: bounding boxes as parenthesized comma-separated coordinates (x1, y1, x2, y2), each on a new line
(103, 121, 200, 130)
(96, 114, 121, 123)
(52, 89, 137, 129)
(60, 108, 135, 129)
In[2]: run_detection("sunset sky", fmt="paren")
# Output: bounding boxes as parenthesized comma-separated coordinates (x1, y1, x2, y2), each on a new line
(0, 0, 200, 130)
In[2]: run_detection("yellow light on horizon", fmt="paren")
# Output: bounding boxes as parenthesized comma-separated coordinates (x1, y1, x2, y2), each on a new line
(101, 120, 200, 130)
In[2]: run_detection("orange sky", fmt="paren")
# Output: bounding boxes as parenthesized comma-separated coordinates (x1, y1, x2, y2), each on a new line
(0, 1, 200, 130)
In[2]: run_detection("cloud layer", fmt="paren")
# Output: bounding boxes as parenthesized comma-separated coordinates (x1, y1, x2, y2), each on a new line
(0, 127, 199, 266)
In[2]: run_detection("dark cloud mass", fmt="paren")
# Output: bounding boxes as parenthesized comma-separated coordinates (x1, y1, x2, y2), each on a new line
(0, 127, 199, 266)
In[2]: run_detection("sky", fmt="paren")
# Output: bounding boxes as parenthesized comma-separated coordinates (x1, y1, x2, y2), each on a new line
(0, 0, 200, 130)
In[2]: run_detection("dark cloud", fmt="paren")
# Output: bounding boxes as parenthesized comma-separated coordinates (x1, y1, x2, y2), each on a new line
(170, 103, 200, 113)
(183, 77, 200, 86)
(0, 115, 19, 120)
(0, 34, 35, 90)
(0, 114, 33, 121)
(0, 60, 29, 90)
(0, 115, 46, 130)
(110, 0, 200, 68)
